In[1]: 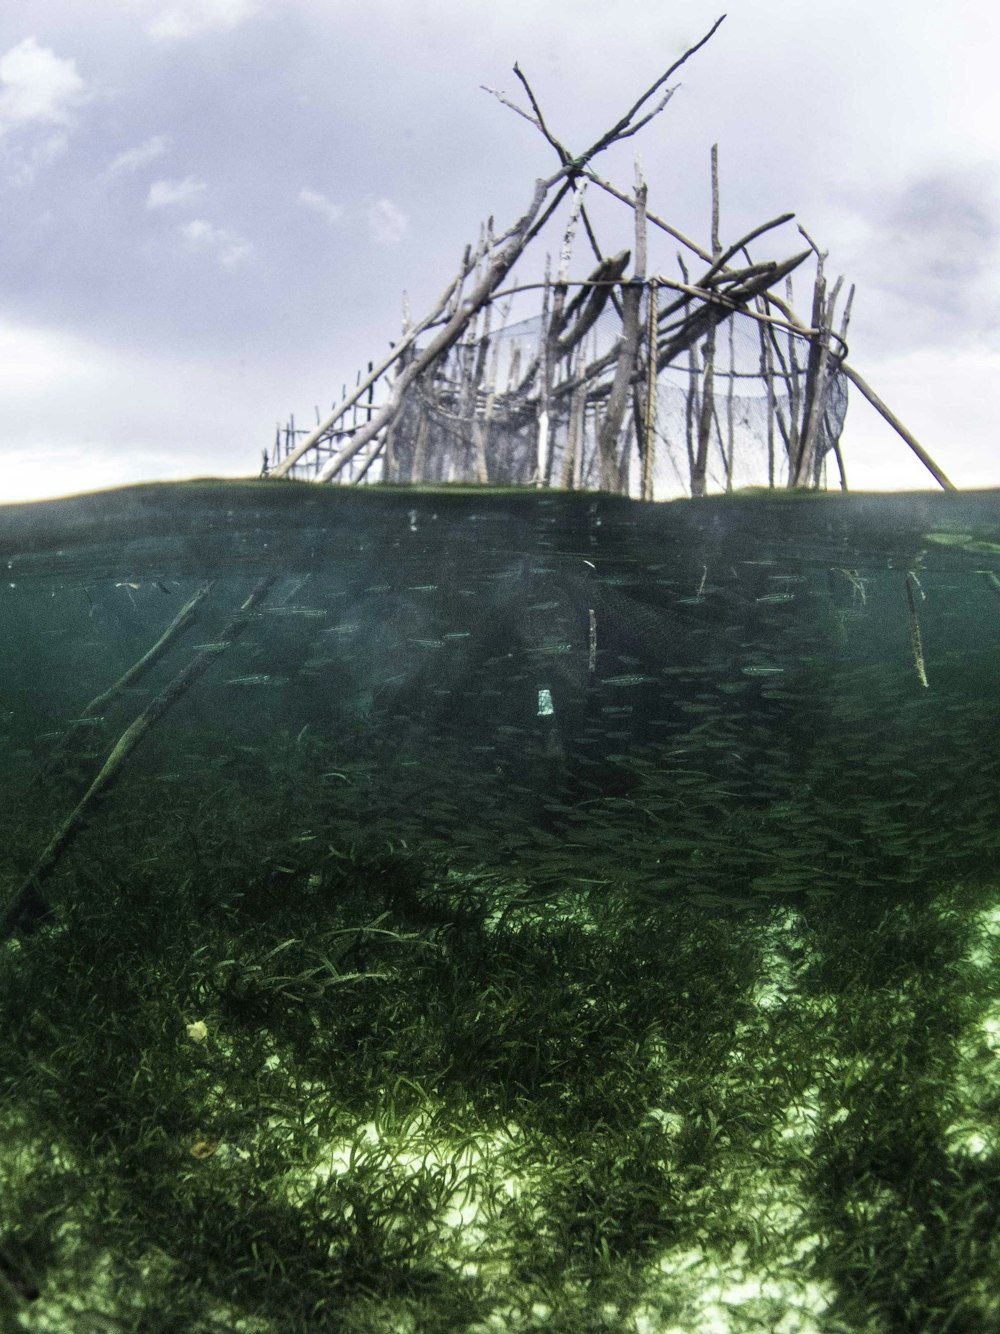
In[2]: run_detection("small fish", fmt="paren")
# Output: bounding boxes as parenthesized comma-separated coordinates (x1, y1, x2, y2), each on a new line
(263, 606, 327, 618)
(742, 665, 785, 676)
(755, 593, 796, 604)
(225, 674, 275, 686)
(603, 674, 654, 687)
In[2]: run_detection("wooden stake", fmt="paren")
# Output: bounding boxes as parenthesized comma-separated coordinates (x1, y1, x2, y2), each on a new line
(597, 282, 642, 492)
(642, 278, 658, 499)
(725, 315, 736, 491)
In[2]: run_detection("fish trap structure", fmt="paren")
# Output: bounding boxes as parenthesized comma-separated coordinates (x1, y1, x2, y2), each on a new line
(266, 17, 952, 498)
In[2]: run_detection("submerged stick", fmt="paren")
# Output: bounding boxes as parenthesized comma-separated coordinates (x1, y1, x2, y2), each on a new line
(1, 577, 275, 940)
(30, 581, 214, 791)
(905, 572, 929, 689)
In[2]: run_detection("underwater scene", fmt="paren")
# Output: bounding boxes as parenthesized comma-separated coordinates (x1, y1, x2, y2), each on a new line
(2, 479, 1000, 1333)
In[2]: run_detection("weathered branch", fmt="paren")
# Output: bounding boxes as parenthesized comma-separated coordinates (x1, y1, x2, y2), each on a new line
(583, 15, 726, 160)
(513, 62, 571, 164)
(597, 282, 643, 491)
(701, 213, 796, 285)
(841, 363, 955, 491)
(316, 174, 575, 481)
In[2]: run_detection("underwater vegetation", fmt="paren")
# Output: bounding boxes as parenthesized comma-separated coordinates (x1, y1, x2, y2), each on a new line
(3, 483, 1000, 1330)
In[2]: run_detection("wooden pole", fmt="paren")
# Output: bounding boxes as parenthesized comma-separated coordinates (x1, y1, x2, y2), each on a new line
(642, 278, 658, 500)
(841, 364, 956, 490)
(725, 315, 736, 491)
(1, 577, 276, 940)
(597, 282, 643, 492)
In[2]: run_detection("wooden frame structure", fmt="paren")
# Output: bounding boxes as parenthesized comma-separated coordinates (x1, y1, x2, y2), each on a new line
(266, 17, 953, 497)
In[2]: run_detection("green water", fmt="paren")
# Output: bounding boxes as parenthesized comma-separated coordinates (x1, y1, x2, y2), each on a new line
(1, 480, 999, 1332)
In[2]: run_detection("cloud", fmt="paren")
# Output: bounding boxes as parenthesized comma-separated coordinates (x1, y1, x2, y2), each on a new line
(104, 135, 173, 179)
(0, 37, 86, 182)
(147, 0, 259, 41)
(841, 166, 1000, 350)
(367, 196, 408, 246)
(147, 175, 208, 208)
(9, 130, 70, 186)
(0, 37, 86, 134)
(298, 187, 344, 226)
(181, 218, 252, 267)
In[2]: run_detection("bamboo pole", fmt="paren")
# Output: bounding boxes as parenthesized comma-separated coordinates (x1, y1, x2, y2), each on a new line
(1, 577, 276, 940)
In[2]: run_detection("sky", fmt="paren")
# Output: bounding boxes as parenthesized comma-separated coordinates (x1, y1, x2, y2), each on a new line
(1, 0, 998, 503)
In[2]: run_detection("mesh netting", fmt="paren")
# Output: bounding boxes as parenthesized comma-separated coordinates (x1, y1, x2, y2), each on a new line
(379, 292, 848, 497)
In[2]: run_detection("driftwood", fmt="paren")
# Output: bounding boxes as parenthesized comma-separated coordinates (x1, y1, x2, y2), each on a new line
(1, 578, 275, 940)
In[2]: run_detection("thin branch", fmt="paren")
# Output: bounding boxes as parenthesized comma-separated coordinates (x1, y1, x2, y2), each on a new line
(513, 62, 571, 164)
(584, 170, 713, 262)
(612, 85, 678, 145)
(702, 213, 795, 284)
(480, 84, 539, 130)
(797, 224, 828, 262)
(584, 15, 726, 159)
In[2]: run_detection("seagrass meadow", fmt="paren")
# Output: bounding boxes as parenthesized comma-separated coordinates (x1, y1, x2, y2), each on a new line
(2, 479, 1000, 1332)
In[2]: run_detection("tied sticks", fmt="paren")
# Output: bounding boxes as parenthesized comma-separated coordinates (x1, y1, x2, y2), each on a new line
(270, 17, 730, 489)
(268, 14, 955, 497)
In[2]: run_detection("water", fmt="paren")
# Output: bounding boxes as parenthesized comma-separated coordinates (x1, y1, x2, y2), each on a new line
(2, 480, 999, 1331)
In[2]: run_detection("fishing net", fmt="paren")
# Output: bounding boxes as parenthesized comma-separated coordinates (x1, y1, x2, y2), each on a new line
(377, 293, 848, 497)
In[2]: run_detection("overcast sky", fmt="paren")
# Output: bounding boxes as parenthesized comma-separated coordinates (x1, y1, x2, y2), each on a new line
(2, 0, 998, 502)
